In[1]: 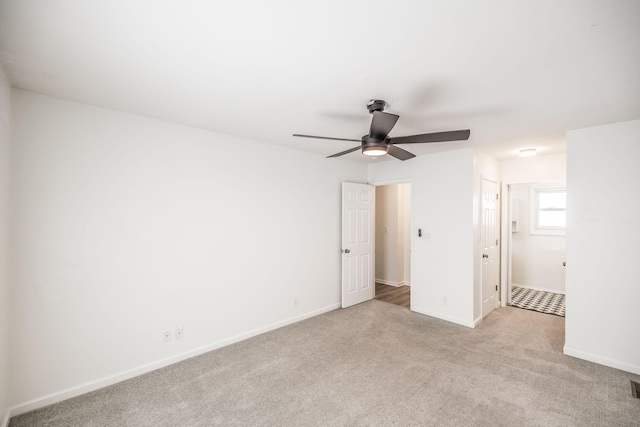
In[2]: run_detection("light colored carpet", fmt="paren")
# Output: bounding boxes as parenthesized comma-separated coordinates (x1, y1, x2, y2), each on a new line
(10, 301, 640, 426)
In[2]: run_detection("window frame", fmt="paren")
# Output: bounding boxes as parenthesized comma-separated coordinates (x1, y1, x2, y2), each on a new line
(529, 183, 566, 236)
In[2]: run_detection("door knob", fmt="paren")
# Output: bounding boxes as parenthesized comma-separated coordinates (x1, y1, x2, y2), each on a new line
(343, 249, 350, 254)
(483, 254, 488, 258)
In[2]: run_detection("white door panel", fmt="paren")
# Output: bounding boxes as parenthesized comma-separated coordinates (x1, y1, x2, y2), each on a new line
(342, 182, 374, 308)
(482, 178, 500, 318)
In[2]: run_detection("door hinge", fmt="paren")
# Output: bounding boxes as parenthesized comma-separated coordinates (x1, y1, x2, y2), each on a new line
(496, 194, 499, 200)
(495, 285, 498, 291)
(496, 239, 498, 245)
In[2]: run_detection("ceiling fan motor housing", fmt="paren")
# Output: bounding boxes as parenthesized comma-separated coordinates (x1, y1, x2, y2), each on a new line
(367, 99, 386, 114)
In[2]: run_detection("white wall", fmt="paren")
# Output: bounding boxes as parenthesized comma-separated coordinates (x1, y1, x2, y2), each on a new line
(501, 153, 566, 184)
(510, 184, 566, 294)
(9, 90, 368, 410)
(369, 148, 475, 327)
(564, 119, 640, 375)
(473, 150, 500, 321)
(0, 64, 11, 426)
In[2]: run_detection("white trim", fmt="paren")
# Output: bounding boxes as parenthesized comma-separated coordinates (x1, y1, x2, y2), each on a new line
(563, 346, 640, 376)
(370, 179, 414, 298)
(500, 183, 511, 307)
(6, 303, 340, 418)
(411, 305, 476, 328)
(374, 278, 408, 287)
(529, 183, 566, 236)
(369, 177, 414, 187)
(2, 410, 9, 427)
(473, 316, 483, 327)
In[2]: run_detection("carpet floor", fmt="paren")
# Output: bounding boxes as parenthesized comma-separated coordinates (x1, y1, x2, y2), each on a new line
(511, 286, 566, 317)
(10, 301, 640, 427)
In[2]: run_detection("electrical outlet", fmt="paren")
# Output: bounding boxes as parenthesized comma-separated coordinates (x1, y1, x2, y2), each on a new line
(175, 326, 183, 340)
(293, 297, 299, 307)
(163, 330, 172, 343)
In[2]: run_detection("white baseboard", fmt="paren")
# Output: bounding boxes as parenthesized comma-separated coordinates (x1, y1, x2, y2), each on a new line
(375, 278, 401, 287)
(375, 279, 409, 287)
(512, 283, 565, 295)
(563, 346, 640, 375)
(411, 305, 476, 328)
(6, 302, 341, 419)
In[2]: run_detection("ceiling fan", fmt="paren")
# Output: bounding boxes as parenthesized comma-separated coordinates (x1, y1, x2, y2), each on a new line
(293, 100, 471, 161)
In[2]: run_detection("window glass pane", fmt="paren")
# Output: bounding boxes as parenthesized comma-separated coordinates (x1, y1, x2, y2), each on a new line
(539, 211, 566, 227)
(539, 191, 566, 209)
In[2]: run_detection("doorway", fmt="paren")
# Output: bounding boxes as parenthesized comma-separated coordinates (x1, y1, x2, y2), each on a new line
(374, 183, 411, 309)
(505, 182, 566, 316)
(481, 178, 500, 319)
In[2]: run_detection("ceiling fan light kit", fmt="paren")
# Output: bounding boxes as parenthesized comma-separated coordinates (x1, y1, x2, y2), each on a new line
(294, 99, 471, 161)
(362, 145, 388, 156)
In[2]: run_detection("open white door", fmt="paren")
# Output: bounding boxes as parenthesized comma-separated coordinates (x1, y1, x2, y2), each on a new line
(342, 182, 375, 308)
(481, 178, 500, 318)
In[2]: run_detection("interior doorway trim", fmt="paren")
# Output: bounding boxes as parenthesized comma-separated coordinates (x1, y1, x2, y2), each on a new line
(500, 183, 512, 307)
(370, 178, 414, 310)
(370, 178, 414, 187)
(500, 180, 567, 307)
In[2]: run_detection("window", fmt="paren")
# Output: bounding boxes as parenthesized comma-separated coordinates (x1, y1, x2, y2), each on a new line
(530, 184, 566, 235)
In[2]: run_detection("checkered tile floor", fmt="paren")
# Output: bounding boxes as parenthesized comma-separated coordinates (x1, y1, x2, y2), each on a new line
(510, 286, 565, 317)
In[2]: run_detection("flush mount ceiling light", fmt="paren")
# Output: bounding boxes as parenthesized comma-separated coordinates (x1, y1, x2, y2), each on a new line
(519, 148, 537, 157)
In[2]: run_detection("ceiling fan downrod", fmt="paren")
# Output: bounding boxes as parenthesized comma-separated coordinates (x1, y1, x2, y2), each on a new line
(366, 99, 386, 114)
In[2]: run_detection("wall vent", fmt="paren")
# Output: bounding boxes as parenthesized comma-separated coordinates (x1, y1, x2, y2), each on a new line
(632, 380, 640, 399)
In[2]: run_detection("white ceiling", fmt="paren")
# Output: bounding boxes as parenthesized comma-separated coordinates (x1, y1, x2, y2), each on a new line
(1, 0, 638, 161)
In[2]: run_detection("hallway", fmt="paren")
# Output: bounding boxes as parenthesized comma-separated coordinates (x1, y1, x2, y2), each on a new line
(374, 283, 410, 308)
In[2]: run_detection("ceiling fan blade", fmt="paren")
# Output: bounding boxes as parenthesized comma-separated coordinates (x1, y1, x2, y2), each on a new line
(292, 134, 361, 142)
(327, 146, 361, 158)
(389, 129, 471, 145)
(369, 111, 399, 140)
(388, 145, 416, 161)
